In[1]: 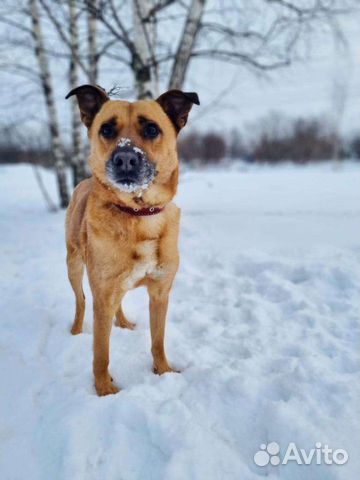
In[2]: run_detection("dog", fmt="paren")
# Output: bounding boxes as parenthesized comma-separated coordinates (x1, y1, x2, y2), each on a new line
(65, 85, 199, 396)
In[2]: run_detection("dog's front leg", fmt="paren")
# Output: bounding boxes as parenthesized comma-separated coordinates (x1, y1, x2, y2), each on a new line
(92, 295, 120, 396)
(89, 276, 123, 396)
(147, 280, 177, 375)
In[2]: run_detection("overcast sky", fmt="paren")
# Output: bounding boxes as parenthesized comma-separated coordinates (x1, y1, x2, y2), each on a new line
(184, 13, 360, 135)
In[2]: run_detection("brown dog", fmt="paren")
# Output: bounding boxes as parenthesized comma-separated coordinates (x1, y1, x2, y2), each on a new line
(65, 85, 199, 396)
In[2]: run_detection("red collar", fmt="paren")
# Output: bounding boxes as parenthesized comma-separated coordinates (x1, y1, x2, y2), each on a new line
(112, 204, 164, 216)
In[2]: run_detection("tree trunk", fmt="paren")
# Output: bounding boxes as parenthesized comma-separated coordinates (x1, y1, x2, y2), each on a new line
(69, 0, 86, 187)
(132, 0, 158, 99)
(29, 0, 69, 208)
(87, 0, 98, 84)
(32, 165, 58, 212)
(168, 0, 205, 90)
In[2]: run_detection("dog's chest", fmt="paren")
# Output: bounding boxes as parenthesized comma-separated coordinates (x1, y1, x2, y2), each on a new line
(123, 239, 161, 290)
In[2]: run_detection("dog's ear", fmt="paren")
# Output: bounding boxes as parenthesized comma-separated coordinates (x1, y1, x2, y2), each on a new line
(156, 90, 200, 133)
(65, 84, 109, 129)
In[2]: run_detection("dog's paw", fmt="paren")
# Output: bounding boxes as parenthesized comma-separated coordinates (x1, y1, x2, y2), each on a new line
(115, 318, 136, 330)
(95, 377, 120, 396)
(153, 364, 180, 375)
(71, 324, 82, 335)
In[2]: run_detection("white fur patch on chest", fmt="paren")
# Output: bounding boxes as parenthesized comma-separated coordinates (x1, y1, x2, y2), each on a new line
(123, 258, 157, 290)
(122, 240, 162, 290)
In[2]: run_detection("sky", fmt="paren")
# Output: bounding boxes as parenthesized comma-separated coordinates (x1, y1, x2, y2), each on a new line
(185, 13, 360, 135)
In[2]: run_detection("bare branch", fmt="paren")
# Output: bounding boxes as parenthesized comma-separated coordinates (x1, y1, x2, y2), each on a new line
(267, 0, 351, 17)
(0, 62, 41, 83)
(0, 16, 33, 35)
(83, 0, 137, 54)
(190, 49, 291, 70)
(32, 165, 58, 212)
(38, 0, 89, 76)
(144, 0, 176, 21)
(169, 0, 206, 90)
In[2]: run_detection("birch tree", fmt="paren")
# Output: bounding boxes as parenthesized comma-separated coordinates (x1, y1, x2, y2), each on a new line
(69, 0, 85, 187)
(29, 0, 69, 208)
(38, 0, 115, 185)
(168, 0, 205, 89)
(132, 0, 159, 98)
(87, 0, 98, 84)
(81, 0, 351, 99)
(80, 0, 202, 98)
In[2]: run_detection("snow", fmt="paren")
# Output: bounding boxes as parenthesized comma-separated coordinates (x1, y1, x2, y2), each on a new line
(133, 146, 145, 155)
(106, 170, 152, 193)
(0, 162, 359, 480)
(118, 137, 132, 147)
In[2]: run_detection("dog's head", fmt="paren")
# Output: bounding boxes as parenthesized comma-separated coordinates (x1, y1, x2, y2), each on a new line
(66, 85, 199, 205)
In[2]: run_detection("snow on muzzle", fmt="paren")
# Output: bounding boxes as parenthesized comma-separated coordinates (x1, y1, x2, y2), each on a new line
(106, 137, 156, 193)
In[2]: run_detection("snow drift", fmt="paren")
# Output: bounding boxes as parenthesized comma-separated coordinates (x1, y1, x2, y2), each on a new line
(0, 162, 359, 480)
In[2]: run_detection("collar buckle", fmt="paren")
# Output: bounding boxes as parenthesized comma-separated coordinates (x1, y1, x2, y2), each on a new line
(112, 204, 164, 216)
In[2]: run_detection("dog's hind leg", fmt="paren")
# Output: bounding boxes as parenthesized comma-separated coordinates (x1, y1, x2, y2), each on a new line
(67, 248, 85, 335)
(115, 298, 136, 330)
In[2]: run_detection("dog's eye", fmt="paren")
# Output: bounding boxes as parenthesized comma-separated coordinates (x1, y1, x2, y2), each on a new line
(143, 123, 160, 139)
(100, 123, 117, 139)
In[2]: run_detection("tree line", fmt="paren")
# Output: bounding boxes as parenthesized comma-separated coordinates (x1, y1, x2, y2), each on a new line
(179, 114, 360, 164)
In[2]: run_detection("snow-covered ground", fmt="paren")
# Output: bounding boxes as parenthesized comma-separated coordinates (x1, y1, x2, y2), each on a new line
(0, 162, 359, 480)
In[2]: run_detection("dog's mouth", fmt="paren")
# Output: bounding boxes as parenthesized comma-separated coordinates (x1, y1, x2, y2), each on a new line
(106, 160, 157, 193)
(114, 178, 150, 193)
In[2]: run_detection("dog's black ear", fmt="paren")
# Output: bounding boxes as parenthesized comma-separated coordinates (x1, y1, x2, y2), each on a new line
(156, 90, 200, 133)
(66, 84, 109, 129)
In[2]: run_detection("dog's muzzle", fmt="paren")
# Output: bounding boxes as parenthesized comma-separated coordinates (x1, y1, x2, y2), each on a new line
(106, 139, 156, 193)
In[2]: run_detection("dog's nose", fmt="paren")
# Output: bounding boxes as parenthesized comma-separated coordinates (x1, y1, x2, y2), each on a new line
(112, 148, 142, 173)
